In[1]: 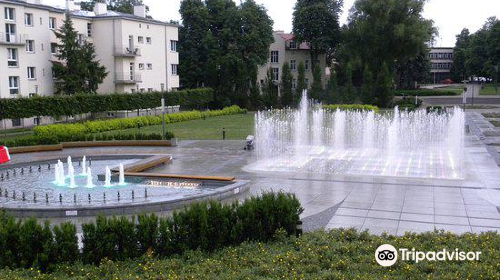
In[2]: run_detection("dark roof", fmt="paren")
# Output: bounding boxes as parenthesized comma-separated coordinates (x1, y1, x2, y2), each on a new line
(0, 0, 180, 27)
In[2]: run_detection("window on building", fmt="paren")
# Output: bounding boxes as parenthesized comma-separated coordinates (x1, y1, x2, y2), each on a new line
(5, 7, 15, 21)
(25, 13, 33, 26)
(270, 51, 279, 63)
(29, 93, 37, 98)
(289, 41, 297, 49)
(7, 48, 18, 67)
(49, 17, 56, 29)
(305, 60, 310, 71)
(50, 43, 58, 54)
(131, 88, 136, 93)
(5, 23, 16, 43)
(138, 36, 144, 43)
(77, 34, 84, 45)
(171, 64, 178, 75)
(140, 88, 145, 92)
(26, 40, 35, 53)
(290, 59, 297, 71)
(147, 63, 153, 70)
(12, 119, 21, 127)
(33, 117, 41, 126)
(9, 76, 20, 95)
(305, 78, 309, 88)
(139, 63, 144, 70)
(170, 40, 177, 52)
(272, 68, 279, 81)
(87, 23, 92, 37)
(146, 37, 152, 44)
(27, 67, 36, 80)
(148, 88, 153, 92)
(292, 78, 297, 89)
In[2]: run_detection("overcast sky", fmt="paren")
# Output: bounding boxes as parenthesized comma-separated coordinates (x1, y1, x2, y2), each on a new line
(43, 0, 500, 47)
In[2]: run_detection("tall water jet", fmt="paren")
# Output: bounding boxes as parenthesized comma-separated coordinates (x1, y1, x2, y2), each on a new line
(85, 167, 94, 188)
(81, 156, 87, 176)
(67, 156, 74, 177)
(104, 166, 113, 187)
(118, 163, 126, 186)
(69, 173, 77, 188)
(252, 90, 465, 179)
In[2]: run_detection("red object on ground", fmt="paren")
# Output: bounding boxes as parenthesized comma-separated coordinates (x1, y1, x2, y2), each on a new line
(441, 79, 453, 84)
(0, 146, 11, 164)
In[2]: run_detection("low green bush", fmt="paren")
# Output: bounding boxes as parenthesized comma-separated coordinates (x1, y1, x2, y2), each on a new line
(33, 106, 246, 140)
(394, 89, 460, 96)
(0, 192, 303, 270)
(323, 104, 379, 113)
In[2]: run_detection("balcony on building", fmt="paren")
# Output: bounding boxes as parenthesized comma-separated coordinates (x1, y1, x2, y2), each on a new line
(114, 45, 141, 57)
(115, 72, 142, 84)
(0, 33, 28, 46)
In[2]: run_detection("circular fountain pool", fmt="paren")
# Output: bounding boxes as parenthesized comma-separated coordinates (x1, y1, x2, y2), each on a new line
(0, 156, 248, 217)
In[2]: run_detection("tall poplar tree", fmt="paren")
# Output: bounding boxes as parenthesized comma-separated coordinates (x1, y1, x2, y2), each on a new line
(281, 62, 294, 107)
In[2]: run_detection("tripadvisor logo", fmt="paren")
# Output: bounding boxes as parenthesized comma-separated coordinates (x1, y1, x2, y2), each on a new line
(375, 244, 482, 267)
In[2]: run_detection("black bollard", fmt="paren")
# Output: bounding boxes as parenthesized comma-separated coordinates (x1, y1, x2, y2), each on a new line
(29, 166, 32, 172)
(145, 188, 148, 198)
(59, 194, 62, 203)
(21, 168, 24, 174)
(34, 193, 37, 203)
(38, 165, 41, 172)
(12, 191, 16, 200)
(74, 194, 77, 203)
(22, 192, 25, 201)
(89, 158, 92, 166)
(1, 173, 3, 180)
(222, 127, 226, 140)
(4, 189, 8, 198)
(117, 191, 120, 201)
(132, 190, 135, 200)
(46, 193, 49, 204)
(48, 164, 51, 170)
(6, 171, 9, 178)
(103, 192, 106, 203)
(13, 169, 16, 175)
(88, 194, 91, 204)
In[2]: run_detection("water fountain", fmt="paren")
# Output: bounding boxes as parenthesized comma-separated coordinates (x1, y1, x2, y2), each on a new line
(253, 90, 465, 179)
(104, 166, 113, 187)
(118, 163, 126, 186)
(85, 167, 95, 188)
(67, 156, 77, 188)
(81, 156, 87, 176)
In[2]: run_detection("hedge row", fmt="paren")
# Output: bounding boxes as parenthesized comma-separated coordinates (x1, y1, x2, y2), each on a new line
(394, 89, 460, 96)
(323, 104, 379, 113)
(0, 88, 214, 119)
(0, 192, 303, 271)
(33, 106, 246, 140)
(0, 132, 175, 148)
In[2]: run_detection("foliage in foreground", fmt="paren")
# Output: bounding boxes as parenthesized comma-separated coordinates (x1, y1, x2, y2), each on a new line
(0, 192, 302, 271)
(1, 229, 498, 280)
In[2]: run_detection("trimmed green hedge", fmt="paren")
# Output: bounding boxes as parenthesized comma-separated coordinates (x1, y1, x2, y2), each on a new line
(0, 88, 214, 119)
(0, 132, 175, 148)
(323, 104, 379, 113)
(394, 89, 460, 96)
(0, 192, 302, 271)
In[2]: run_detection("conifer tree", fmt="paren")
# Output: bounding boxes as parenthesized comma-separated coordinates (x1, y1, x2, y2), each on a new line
(310, 64, 323, 101)
(281, 62, 293, 107)
(360, 65, 373, 104)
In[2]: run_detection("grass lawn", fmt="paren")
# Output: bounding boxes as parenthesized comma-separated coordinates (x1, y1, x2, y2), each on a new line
(99, 112, 255, 140)
(0, 129, 33, 142)
(480, 84, 500, 95)
(1, 229, 498, 280)
(433, 85, 464, 94)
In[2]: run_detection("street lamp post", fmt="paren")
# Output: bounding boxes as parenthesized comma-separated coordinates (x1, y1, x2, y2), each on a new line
(161, 97, 166, 140)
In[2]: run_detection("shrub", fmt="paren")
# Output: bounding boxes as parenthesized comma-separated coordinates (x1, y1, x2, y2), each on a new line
(394, 89, 459, 96)
(52, 222, 79, 265)
(0, 88, 215, 120)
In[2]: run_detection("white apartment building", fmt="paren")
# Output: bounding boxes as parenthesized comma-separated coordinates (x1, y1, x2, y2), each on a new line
(257, 31, 326, 93)
(0, 0, 179, 129)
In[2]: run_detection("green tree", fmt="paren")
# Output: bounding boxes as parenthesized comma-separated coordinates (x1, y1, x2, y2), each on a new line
(81, 0, 148, 14)
(281, 62, 294, 107)
(325, 67, 340, 104)
(179, 0, 209, 88)
(293, 0, 342, 67)
(450, 28, 471, 82)
(180, 0, 274, 108)
(52, 14, 107, 94)
(296, 61, 307, 103)
(360, 65, 373, 104)
(343, 64, 356, 104)
(341, 0, 435, 107)
(375, 63, 393, 107)
(396, 50, 431, 89)
(261, 68, 279, 108)
(310, 64, 323, 100)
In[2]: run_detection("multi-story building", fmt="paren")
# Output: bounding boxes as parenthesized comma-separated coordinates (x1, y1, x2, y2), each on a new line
(429, 47, 454, 83)
(0, 0, 179, 129)
(257, 31, 326, 94)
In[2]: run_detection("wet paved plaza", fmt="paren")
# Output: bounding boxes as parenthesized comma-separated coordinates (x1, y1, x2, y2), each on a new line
(4, 112, 500, 235)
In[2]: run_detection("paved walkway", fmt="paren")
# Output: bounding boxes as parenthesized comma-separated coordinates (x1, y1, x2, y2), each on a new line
(4, 112, 500, 235)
